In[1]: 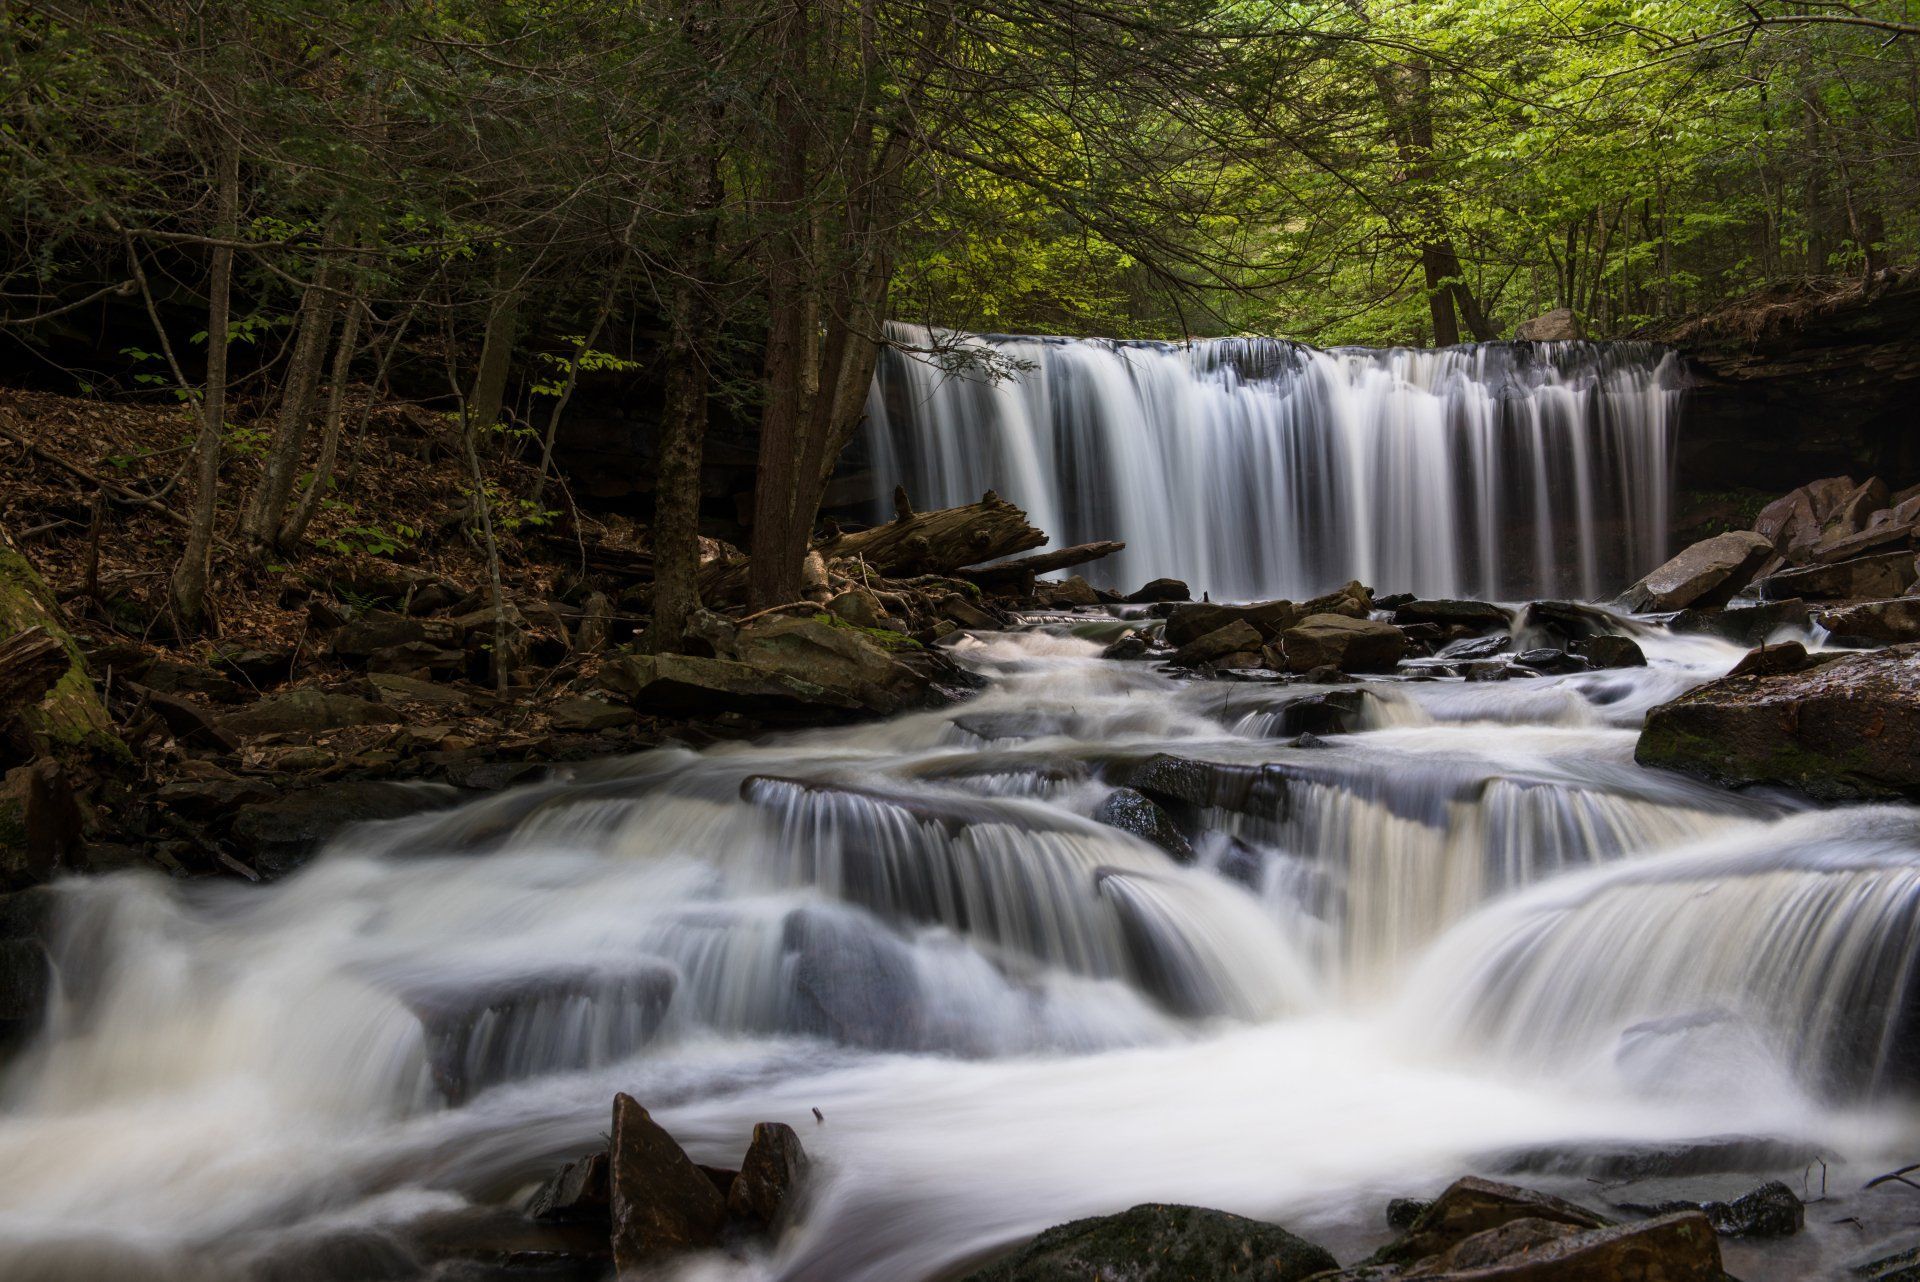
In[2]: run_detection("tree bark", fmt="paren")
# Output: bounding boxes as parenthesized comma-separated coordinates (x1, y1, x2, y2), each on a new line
(822, 491, 1046, 576)
(170, 139, 238, 629)
(242, 236, 341, 551)
(278, 267, 368, 549)
(468, 259, 521, 439)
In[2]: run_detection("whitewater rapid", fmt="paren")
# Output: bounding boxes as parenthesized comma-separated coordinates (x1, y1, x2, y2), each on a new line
(2, 618, 1918, 1281)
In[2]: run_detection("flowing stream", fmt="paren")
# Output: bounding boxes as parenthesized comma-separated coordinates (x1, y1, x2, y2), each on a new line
(864, 329, 1682, 601)
(3, 617, 1919, 1281)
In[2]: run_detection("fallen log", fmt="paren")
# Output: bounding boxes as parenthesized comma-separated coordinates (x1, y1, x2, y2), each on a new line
(0, 521, 127, 762)
(822, 490, 1046, 577)
(958, 540, 1125, 593)
(0, 627, 65, 731)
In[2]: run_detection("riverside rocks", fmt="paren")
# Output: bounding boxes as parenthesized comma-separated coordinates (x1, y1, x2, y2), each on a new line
(609, 1093, 728, 1268)
(1816, 597, 1920, 644)
(959, 1204, 1337, 1282)
(1637, 643, 1920, 800)
(1621, 530, 1775, 612)
(1091, 786, 1194, 861)
(1756, 549, 1918, 601)
(1281, 613, 1408, 673)
(1167, 619, 1264, 667)
(727, 1121, 810, 1229)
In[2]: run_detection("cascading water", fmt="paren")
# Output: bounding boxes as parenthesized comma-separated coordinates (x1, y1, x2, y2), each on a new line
(863, 327, 1682, 601)
(3, 618, 1918, 1282)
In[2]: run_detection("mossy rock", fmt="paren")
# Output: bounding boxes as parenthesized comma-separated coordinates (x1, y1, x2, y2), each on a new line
(960, 1203, 1337, 1282)
(0, 539, 126, 764)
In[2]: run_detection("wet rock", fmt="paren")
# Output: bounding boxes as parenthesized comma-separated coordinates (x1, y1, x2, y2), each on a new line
(1126, 578, 1190, 603)
(1441, 634, 1513, 661)
(609, 1093, 728, 1269)
(1163, 600, 1298, 647)
(156, 774, 277, 819)
(602, 652, 862, 720)
(1757, 549, 1918, 601)
(230, 780, 460, 875)
(1669, 597, 1812, 645)
(0, 759, 82, 889)
(1034, 575, 1101, 608)
(218, 690, 401, 739)
(135, 658, 243, 702)
(1572, 634, 1647, 668)
(1262, 689, 1368, 736)
(1387, 1197, 1430, 1230)
(0, 936, 49, 1051)
(1622, 530, 1775, 612)
(1854, 1238, 1920, 1281)
(1514, 647, 1590, 674)
(1281, 614, 1407, 673)
(1361, 1212, 1721, 1281)
(727, 1121, 809, 1230)
(1092, 787, 1193, 862)
(526, 1152, 610, 1222)
(407, 1205, 609, 1279)
(1726, 639, 1814, 678)
(1638, 643, 1920, 800)
(1168, 619, 1264, 668)
(1518, 600, 1623, 645)
(1372, 1175, 1607, 1268)
(1392, 599, 1510, 631)
(1811, 521, 1915, 565)
(959, 1203, 1337, 1282)
(1490, 1134, 1822, 1182)
(1612, 1178, 1802, 1239)
(939, 596, 1001, 630)
(782, 907, 923, 1050)
(731, 614, 949, 715)
(546, 697, 635, 733)
(1817, 597, 1920, 644)
(1100, 632, 1150, 661)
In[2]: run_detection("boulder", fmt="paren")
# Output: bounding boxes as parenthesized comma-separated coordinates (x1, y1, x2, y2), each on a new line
(368, 673, 473, 712)
(1163, 600, 1300, 647)
(1344, 1211, 1722, 1281)
(229, 780, 461, 875)
(730, 614, 942, 715)
(1810, 521, 1914, 565)
(607, 1093, 727, 1270)
(1392, 599, 1510, 631)
(1669, 598, 1812, 646)
(1817, 598, 1920, 644)
(329, 612, 437, 661)
(217, 690, 401, 739)
(1612, 1179, 1802, 1239)
(1125, 578, 1191, 603)
(1100, 633, 1150, 661)
(546, 697, 636, 733)
(1753, 486, 1820, 554)
(601, 652, 860, 719)
(1091, 787, 1193, 862)
(1621, 531, 1775, 613)
(1757, 550, 1918, 601)
(1168, 619, 1264, 668)
(1725, 639, 1815, 679)
(1034, 575, 1101, 608)
(1572, 635, 1647, 668)
(1514, 307, 1579, 340)
(0, 760, 83, 889)
(1281, 614, 1407, 673)
(1637, 644, 1920, 800)
(526, 1151, 610, 1222)
(726, 1121, 809, 1230)
(960, 1203, 1337, 1282)
(1515, 648, 1589, 674)
(1260, 689, 1369, 737)
(1825, 476, 1891, 537)
(1372, 1175, 1607, 1268)
(825, 587, 893, 631)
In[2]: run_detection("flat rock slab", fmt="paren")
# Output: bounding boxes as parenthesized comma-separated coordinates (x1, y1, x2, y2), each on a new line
(960, 1203, 1336, 1282)
(1622, 531, 1774, 613)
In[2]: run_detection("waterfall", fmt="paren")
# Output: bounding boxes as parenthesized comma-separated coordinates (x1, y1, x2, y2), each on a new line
(864, 327, 1682, 601)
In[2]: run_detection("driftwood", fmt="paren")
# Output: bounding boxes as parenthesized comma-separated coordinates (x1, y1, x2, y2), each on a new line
(0, 626, 65, 730)
(959, 540, 1125, 593)
(821, 490, 1045, 577)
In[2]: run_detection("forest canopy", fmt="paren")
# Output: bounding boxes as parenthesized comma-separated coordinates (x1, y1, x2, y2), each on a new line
(2, 0, 1915, 624)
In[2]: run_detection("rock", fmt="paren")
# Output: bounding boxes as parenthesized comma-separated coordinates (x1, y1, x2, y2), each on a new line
(1518, 600, 1622, 645)
(1810, 521, 1914, 565)
(727, 1121, 809, 1230)
(1260, 689, 1368, 736)
(1373, 1175, 1607, 1268)
(1034, 575, 1100, 608)
(781, 906, 923, 1050)
(600, 653, 861, 720)
(135, 658, 243, 702)
(1126, 578, 1191, 603)
(1758, 550, 1918, 601)
(547, 697, 635, 733)
(1669, 598, 1812, 645)
(230, 780, 461, 875)
(1514, 307, 1579, 340)
(1637, 643, 1920, 800)
(1754, 485, 1819, 553)
(156, 775, 277, 818)
(1387, 1197, 1431, 1230)
(826, 587, 893, 630)
(1488, 1134, 1822, 1182)
(730, 614, 944, 715)
(1163, 600, 1298, 647)
(1612, 1179, 1802, 1239)
(329, 612, 434, 661)
(1725, 639, 1814, 678)
(366, 642, 465, 678)
(405, 1205, 609, 1277)
(368, 672, 473, 712)
(939, 595, 1000, 630)
(1100, 633, 1150, 661)
(527, 1151, 610, 1222)
(1168, 619, 1264, 668)
(959, 1203, 1337, 1282)
(0, 760, 82, 889)
(1393, 599, 1511, 631)
(1572, 634, 1646, 668)
(1091, 787, 1193, 862)
(1514, 648, 1589, 674)
(209, 646, 295, 686)
(1281, 614, 1407, 673)
(1826, 476, 1891, 537)
(1621, 531, 1775, 612)
(0, 934, 49, 1051)
(1353, 1212, 1722, 1281)
(1855, 1239, 1920, 1282)
(608, 1093, 728, 1270)
(1817, 598, 1920, 644)
(218, 690, 401, 739)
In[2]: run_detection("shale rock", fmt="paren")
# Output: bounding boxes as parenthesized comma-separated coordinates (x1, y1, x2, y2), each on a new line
(1757, 549, 1918, 601)
(730, 614, 946, 715)
(601, 652, 860, 719)
(1371, 1175, 1607, 1268)
(1100, 632, 1150, 661)
(608, 1093, 728, 1270)
(1163, 601, 1298, 647)
(1125, 578, 1191, 603)
(1621, 530, 1774, 612)
(1817, 597, 1920, 644)
(1725, 640, 1815, 679)
(1638, 643, 1920, 800)
(527, 1152, 610, 1222)
(1392, 599, 1510, 631)
(1668, 598, 1811, 646)
(0, 760, 82, 889)
(1034, 575, 1101, 608)
(1281, 614, 1407, 673)
(230, 780, 461, 875)
(1168, 619, 1263, 668)
(727, 1121, 809, 1230)
(959, 1203, 1337, 1282)
(1091, 787, 1193, 862)
(1612, 1178, 1802, 1239)
(217, 689, 400, 739)
(1572, 634, 1647, 668)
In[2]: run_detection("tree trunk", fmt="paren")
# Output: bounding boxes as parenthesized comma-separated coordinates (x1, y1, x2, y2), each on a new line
(468, 260, 520, 439)
(278, 269, 368, 549)
(822, 491, 1046, 576)
(0, 522, 126, 763)
(170, 140, 238, 629)
(242, 240, 340, 551)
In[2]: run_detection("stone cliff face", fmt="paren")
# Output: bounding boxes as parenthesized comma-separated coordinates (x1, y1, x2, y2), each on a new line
(1660, 269, 1920, 493)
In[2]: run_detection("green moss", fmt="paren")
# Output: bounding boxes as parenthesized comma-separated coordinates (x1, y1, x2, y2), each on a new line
(811, 612, 923, 651)
(0, 544, 130, 763)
